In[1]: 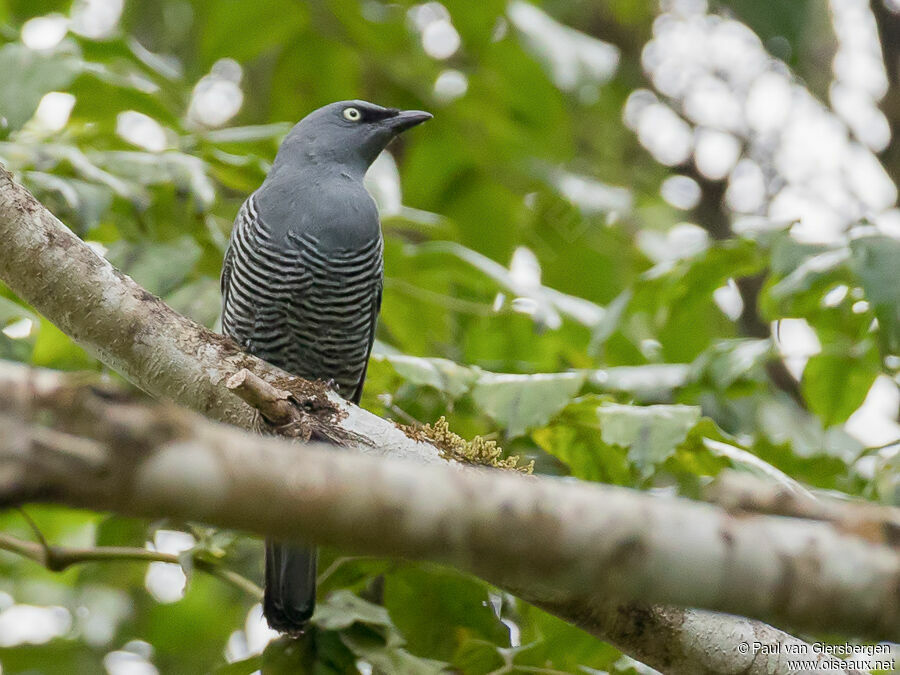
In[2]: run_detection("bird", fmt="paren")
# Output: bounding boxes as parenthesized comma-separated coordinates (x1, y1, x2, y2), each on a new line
(220, 100, 431, 633)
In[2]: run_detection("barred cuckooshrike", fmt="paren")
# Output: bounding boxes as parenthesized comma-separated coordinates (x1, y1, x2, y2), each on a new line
(220, 100, 431, 633)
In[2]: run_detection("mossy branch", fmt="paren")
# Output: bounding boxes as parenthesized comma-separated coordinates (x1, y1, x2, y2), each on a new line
(399, 416, 534, 474)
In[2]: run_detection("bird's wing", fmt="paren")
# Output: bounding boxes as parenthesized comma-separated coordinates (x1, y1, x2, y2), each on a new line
(348, 281, 382, 404)
(221, 196, 314, 354)
(220, 238, 234, 309)
(220, 199, 258, 344)
(219, 205, 241, 342)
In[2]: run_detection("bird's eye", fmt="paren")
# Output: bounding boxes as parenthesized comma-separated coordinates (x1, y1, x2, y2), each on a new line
(343, 107, 362, 122)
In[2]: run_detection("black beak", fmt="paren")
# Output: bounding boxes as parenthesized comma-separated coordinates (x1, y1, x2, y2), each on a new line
(387, 109, 433, 133)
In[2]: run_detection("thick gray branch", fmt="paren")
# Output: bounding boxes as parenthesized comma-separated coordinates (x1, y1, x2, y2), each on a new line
(0, 168, 878, 674)
(0, 364, 893, 668)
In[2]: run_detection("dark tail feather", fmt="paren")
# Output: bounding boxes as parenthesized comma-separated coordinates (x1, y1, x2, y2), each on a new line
(264, 540, 317, 634)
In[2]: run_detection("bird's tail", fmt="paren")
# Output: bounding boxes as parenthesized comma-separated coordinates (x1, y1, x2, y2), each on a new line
(264, 540, 317, 634)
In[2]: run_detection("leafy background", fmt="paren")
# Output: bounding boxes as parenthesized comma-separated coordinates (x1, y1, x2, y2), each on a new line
(1, 0, 898, 673)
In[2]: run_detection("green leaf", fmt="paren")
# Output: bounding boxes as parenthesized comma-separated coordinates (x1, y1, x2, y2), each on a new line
(312, 590, 392, 632)
(767, 248, 850, 303)
(374, 353, 481, 399)
(872, 450, 899, 505)
(452, 639, 505, 674)
(91, 151, 216, 209)
(30, 316, 96, 370)
(165, 277, 221, 328)
(384, 566, 509, 662)
(471, 371, 585, 437)
(375, 350, 689, 407)
(756, 397, 865, 463)
(316, 555, 396, 596)
(536, 399, 728, 485)
(0, 295, 38, 361)
(0, 640, 105, 675)
(768, 233, 833, 276)
(851, 235, 900, 354)
(691, 338, 771, 390)
(597, 403, 701, 477)
(312, 591, 449, 673)
(589, 288, 631, 353)
(340, 628, 448, 675)
(23, 171, 113, 231)
(106, 236, 201, 297)
(802, 352, 879, 427)
(0, 42, 80, 131)
(201, 123, 292, 144)
(590, 363, 692, 397)
(140, 574, 247, 672)
(196, 0, 309, 64)
(77, 515, 150, 589)
(0, 295, 37, 326)
(627, 239, 765, 362)
(419, 241, 605, 328)
(260, 636, 318, 674)
(214, 654, 263, 674)
(533, 399, 633, 484)
(514, 604, 623, 671)
(701, 439, 810, 494)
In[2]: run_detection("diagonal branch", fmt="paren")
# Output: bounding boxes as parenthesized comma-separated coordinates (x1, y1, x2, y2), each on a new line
(0, 167, 877, 674)
(685, 165, 807, 409)
(0, 165, 431, 461)
(17, 507, 52, 555)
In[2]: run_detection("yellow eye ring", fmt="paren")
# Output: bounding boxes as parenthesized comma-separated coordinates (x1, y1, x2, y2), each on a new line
(343, 107, 362, 121)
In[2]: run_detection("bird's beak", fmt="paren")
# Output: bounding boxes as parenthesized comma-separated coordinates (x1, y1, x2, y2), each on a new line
(387, 109, 433, 132)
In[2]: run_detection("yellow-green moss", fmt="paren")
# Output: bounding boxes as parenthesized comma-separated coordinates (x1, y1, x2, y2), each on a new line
(400, 416, 534, 474)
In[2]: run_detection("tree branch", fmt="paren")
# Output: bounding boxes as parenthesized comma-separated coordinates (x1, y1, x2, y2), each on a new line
(0, 362, 896, 651)
(0, 531, 263, 599)
(707, 471, 900, 547)
(872, 0, 900, 182)
(685, 164, 807, 409)
(0, 167, 876, 674)
(0, 165, 434, 462)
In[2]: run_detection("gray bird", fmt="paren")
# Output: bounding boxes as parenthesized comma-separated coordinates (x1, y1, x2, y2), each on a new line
(220, 100, 431, 633)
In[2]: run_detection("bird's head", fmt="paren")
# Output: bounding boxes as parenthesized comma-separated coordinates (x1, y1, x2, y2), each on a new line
(274, 100, 432, 175)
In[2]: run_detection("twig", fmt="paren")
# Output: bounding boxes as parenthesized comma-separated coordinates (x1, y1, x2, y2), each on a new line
(225, 369, 295, 427)
(16, 507, 50, 556)
(316, 555, 383, 587)
(224, 367, 362, 445)
(385, 401, 422, 427)
(0, 531, 262, 599)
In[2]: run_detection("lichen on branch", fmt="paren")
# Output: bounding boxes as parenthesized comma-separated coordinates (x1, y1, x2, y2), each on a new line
(400, 416, 533, 474)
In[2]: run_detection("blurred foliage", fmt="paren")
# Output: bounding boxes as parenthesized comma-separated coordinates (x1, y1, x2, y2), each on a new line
(0, 0, 898, 673)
